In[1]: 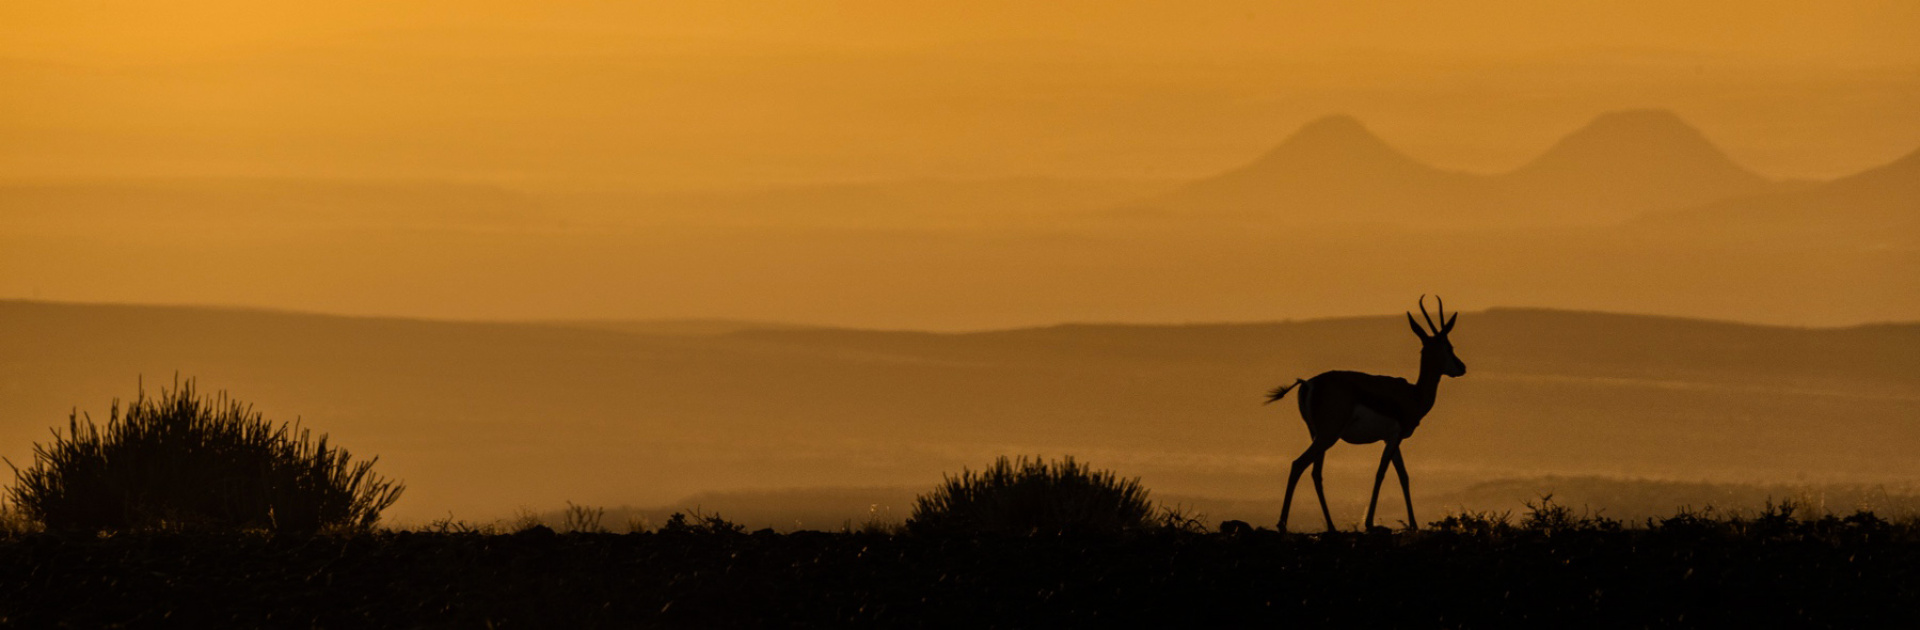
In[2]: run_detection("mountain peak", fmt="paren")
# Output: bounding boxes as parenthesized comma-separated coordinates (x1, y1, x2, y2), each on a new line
(1262, 114, 1399, 161)
(1505, 109, 1770, 213)
(1152, 114, 1474, 224)
(1518, 109, 1757, 178)
(1546, 110, 1720, 159)
(1583, 109, 1697, 133)
(1153, 110, 1789, 226)
(1291, 114, 1373, 140)
(1212, 114, 1439, 181)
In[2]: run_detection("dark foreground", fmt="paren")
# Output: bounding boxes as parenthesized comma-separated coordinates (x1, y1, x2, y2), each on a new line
(3, 515, 1916, 628)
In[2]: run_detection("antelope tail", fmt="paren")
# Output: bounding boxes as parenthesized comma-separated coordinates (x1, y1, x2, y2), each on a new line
(1265, 378, 1307, 405)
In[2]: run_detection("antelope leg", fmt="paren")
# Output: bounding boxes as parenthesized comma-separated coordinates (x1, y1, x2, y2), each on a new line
(1391, 445, 1416, 530)
(1365, 444, 1393, 528)
(1311, 453, 1335, 532)
(1279, 450, 1314, 531)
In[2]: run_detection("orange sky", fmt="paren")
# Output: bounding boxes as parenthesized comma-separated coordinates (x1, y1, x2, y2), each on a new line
(3, 1, 1916, 187)
(6, 2, 1916, 63)
(2, 1, 1915, 331)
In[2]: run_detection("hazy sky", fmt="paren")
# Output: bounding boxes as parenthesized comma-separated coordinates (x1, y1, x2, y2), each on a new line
(3, 1, 1915, 330)
(4, 1, 1916, 188)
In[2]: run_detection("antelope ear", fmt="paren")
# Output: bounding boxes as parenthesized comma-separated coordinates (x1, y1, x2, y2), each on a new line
(1443, 312, 1458, 334)
(1407, 312, 1431, 340)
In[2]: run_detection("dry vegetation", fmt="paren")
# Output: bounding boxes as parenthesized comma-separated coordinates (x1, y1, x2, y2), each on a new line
(0, 500, 1913, 627)
(4, 434, 1914, 625)
(6, 379, 401, 533)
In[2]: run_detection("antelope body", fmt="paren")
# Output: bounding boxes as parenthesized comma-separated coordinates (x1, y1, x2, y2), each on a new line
(1267, 296, 1465, 532)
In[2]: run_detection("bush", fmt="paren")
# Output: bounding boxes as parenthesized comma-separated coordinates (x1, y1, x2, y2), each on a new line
(1519, 494, 1620, 533)
(1428, 509, 1514, 537)
(659, 509, 743, 536)
(5, 378, 403, 532)
(908, 455, 1160, 536)
(561, 501, 608, 534)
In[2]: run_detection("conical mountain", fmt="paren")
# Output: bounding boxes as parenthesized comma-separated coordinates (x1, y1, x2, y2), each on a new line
(1155, 115, 1488, 225)
(1229, 115, 1437, 177)
(1501, 110, 1780, 219)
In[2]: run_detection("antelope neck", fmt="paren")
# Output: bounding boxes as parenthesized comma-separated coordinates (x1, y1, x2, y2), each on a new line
(1411, 353, 1446, 410)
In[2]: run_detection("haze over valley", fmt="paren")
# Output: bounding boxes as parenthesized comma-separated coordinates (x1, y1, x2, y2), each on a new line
(4, 108, 1914, 330)
(2, 301, 1913, 527)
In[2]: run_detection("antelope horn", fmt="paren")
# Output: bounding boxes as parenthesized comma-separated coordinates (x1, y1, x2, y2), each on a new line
(1439, 295, 1457, 333)
(1418, 295, 1438, 335)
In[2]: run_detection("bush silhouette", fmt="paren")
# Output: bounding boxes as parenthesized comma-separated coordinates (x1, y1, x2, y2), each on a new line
(6, 378, 403, 532)
(659, 510, 744, 536)
(908, 456, 1158, 535)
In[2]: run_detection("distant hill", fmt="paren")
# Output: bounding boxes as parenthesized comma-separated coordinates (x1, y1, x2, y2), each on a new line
(1149, 115, 1489, 225)
(1502, 110, 1783, 218)
(535, 318, 826, 337)
(1144, 110, 1793, 227)
(1, 300, 1913, 525)
(1629, 147, 1920, 248)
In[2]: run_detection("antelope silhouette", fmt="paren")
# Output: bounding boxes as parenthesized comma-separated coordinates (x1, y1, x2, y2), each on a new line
(1266, 296, 1465, 532)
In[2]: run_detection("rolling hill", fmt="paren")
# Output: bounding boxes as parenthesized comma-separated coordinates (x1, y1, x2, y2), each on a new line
(1630, 146, 1920, 248)
(1, 300, 1913, 527)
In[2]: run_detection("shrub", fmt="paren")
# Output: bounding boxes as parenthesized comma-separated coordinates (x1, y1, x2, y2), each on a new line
(1429, 509, 1514, 537)
(907, 455, 1160, 536)
(561, 501, 608, 534)
(659, 509, 743, 535)
(1520, 494, 1620, 533)
(5, 378, 403, 532)
(845, 503, 904, 536)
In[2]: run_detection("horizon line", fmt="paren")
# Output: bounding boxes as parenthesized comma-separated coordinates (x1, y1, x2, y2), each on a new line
(3, 297, 1911, 335)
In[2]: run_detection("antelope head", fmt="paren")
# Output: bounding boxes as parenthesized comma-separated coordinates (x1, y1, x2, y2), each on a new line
(1407, 295, 1466, 378)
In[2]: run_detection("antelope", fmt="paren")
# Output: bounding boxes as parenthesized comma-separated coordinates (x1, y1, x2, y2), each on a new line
(1266, 296, 1465, 532)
